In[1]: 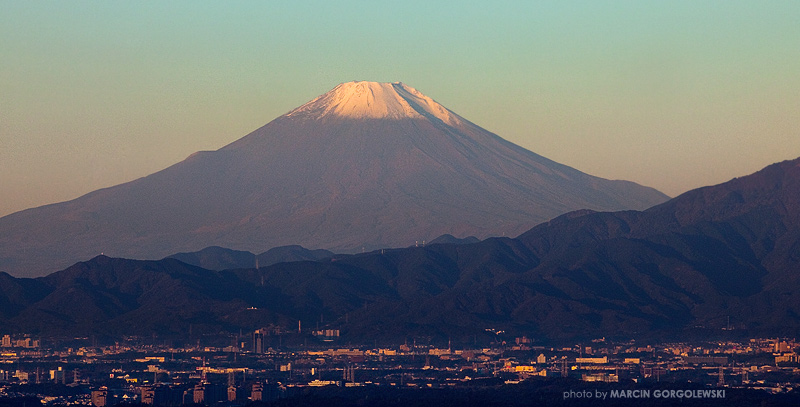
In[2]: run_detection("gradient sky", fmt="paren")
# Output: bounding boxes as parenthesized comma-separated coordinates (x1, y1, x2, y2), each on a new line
(2, 1, 799, 217)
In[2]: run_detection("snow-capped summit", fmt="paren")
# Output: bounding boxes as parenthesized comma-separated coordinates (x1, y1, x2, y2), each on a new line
(287, 81, 460, 125)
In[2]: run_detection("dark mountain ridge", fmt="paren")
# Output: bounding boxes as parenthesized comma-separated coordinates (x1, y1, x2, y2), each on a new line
(0, 158, 796, 341)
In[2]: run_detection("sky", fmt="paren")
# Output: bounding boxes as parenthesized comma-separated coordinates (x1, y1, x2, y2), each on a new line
(2, 1, 799, 218)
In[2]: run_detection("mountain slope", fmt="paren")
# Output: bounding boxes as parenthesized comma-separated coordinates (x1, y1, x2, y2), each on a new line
(0, 81, 667, 277)
(0, 158, 796, 340)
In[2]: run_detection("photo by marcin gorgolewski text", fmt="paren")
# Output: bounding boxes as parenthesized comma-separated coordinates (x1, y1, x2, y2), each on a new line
(564, 388, 725, 401)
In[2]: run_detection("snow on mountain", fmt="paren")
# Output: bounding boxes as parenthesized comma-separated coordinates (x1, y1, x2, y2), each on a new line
(287, 81, 460, 125)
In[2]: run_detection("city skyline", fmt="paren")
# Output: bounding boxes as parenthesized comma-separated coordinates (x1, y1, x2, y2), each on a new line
(2, 1, 800, 217)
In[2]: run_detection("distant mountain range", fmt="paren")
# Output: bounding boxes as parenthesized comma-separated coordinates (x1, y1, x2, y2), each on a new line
(0, 81, 667, 277)
(0, 157, 797, 341)
(165, 245, 334, 271)
(164, 236, 481, 271)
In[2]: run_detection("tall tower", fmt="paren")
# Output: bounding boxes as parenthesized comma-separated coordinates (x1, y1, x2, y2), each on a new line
(253, 330, 264, 354)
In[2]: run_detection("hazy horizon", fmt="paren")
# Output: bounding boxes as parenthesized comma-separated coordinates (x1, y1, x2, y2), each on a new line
(2, 1, 799, 217)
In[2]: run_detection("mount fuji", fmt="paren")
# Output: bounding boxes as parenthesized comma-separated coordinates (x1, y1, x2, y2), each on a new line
(0, 81, 668, 277)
